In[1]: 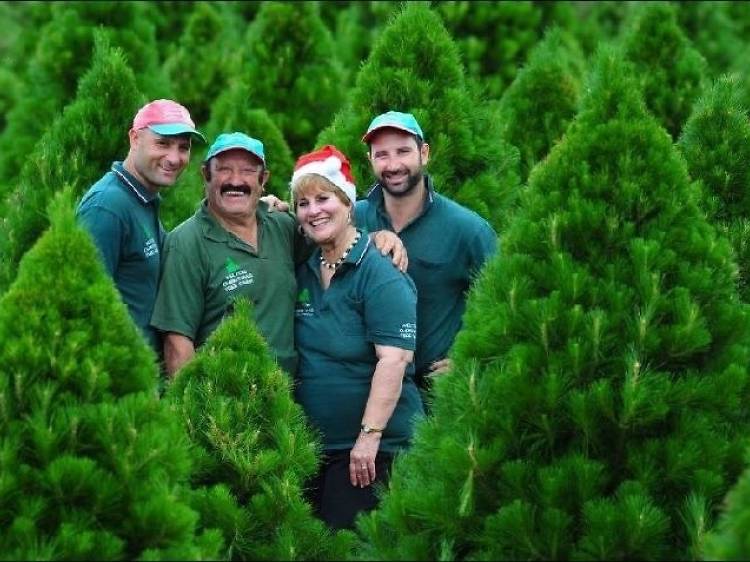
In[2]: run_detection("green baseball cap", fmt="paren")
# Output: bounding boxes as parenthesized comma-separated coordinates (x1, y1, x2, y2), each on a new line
(204, 132, 266, 164)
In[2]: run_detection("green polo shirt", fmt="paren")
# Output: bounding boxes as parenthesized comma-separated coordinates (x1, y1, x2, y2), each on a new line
(76, 161, 165, 352)
(355, 176, 498, 386)
(294, 231, 424, 453)
(150, 200, 299, 374)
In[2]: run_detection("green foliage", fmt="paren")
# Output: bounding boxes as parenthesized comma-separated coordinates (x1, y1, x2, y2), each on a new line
(678, 74, 750, 301)
(318, 2, 520, 232)
(238, 1, 346, 156)
(356, 47, 750, 560)
(0, 189, 222, 559)
(703, 454, 750, 559)
(163, 2, 242, 126)
(320, 1, 401, 85)
(496, 27, 585, 183)
(0, 1, 169, 186)
(621, 2, 708, 139)
(0, 33, 144, 292)
(675, 1, 743, 76)
(166, 299, 354, 560)
(435, 0, 544, 100)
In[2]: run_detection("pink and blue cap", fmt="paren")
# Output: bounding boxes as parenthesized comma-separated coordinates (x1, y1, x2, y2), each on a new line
(132, 99, 206, 142)
(362, 111, 424, 143)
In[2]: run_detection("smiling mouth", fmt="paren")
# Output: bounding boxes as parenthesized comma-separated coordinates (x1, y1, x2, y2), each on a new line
(220, 185, 251, 196)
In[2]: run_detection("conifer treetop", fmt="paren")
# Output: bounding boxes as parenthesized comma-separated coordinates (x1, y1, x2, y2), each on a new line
(166, 298, 354, 560)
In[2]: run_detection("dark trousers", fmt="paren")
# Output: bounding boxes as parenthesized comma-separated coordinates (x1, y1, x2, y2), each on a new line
(306, 450, 393, 530)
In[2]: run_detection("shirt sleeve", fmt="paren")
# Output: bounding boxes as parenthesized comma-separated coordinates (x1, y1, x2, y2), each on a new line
(468, 220, 498, 277)
(150, 237, 204, 340)
(363, 274, 417, 351)
(77, 205, 124, 277)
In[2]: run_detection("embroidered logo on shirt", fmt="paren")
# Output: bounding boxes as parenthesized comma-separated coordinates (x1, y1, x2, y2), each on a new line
(400, 322, 417, 340)
(295, 288, 314, 317)
(222, 257, 254, 292)
(139, 222, 158, 258)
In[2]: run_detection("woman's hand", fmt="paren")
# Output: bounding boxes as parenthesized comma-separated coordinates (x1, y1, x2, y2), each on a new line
(349, 432, 382, 487)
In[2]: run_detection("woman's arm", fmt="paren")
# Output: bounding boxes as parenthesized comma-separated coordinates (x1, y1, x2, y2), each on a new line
(349, 344, 413, 488)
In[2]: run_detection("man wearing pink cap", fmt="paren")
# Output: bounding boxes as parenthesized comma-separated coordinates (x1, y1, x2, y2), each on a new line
(77, 99, 205, 353)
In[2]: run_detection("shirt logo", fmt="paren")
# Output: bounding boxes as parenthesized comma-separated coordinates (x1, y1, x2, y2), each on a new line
(400, 322, 417, 340)
(295, 288, 314, 317)
(140, 222, 158, 258)
(222, 257, 254, 292)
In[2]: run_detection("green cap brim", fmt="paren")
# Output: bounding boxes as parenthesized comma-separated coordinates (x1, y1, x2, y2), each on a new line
(149, 123, 206, 142)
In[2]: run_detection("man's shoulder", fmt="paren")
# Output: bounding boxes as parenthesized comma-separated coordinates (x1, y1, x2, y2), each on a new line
(432, 191, 494, 232)
(167, 213, 204, 245)
(78, 171, 128, 212)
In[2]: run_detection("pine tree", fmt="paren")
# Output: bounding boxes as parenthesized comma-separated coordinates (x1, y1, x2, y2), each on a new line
(675, 1, 743, 76)
(621, 2, 707, 139)
(317, 2, 520, 232)
(702, 457, 750, 559)
(163, 2, 242, 126)
(237, 1, 346, 156)
(677, 74, 750, 301)
(356, 47, 750, 560)
(434, 0, 546, 100)
(0, 33, 144, 292)
(0, 189, 222, 559)
(496, 27, 585, 183)
(165, 299, 353, 560)
(0, 1, 169, 185)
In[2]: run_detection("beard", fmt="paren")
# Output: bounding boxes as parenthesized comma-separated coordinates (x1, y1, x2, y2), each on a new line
(380, 169, 423, 198)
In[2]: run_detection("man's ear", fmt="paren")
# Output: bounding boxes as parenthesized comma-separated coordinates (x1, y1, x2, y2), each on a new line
(260, 169, 271, 189)
(128, 128, 139, 148)
(200, 163, 210, 183)
(421, 142, 430, 166)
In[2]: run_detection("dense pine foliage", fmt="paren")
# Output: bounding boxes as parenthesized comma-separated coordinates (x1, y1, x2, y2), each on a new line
(1, 1, 750, 559)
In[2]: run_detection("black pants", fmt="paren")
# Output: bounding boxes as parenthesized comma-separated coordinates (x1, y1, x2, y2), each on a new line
(306, 450, 393, 530)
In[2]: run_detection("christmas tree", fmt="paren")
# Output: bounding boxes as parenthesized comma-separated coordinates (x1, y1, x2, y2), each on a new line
(0, 189, 221, 559)
(356, 47, 750, 560)
(621, 2, 707, 139)
(496, 27, 585, 183)
(165, 299, 353, 560)
(236, 1, 346, 155)
(678, 74, 750, 300)
(0, 1, 168, 185)
(317, 2, 520, 232)
(0, 33, 144, 292)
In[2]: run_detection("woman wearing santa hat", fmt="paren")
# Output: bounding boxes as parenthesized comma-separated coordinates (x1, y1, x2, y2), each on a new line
(290, 145, 424, 530)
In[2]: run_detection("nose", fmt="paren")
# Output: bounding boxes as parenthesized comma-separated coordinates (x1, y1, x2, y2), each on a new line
(164, 145, 184, 167)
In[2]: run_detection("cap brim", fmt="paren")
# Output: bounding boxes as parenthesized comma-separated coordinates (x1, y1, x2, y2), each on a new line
(361, 124, 421, 143)
(149, 123, 206, 142)
(204, 144, 265, 164)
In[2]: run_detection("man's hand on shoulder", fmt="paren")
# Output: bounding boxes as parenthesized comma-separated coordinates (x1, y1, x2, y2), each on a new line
(260, 194, 290, 213)
(371, 230, 408, 272)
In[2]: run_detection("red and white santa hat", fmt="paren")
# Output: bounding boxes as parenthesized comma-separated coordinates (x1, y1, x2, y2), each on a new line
(291, 145, 356, 204)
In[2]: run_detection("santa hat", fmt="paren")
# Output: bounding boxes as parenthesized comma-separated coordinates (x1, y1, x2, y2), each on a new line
(291, 145, 356, 204)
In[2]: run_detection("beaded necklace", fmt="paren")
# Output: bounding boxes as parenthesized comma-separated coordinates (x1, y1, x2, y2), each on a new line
(320, 230, 361, 270)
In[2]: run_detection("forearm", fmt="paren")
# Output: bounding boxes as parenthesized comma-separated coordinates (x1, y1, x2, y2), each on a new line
(164, 333, 196, 377)
(361, 355, 409, 429)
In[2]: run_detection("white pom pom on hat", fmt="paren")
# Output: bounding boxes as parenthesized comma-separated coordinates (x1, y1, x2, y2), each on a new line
(291, 145, 356, 204)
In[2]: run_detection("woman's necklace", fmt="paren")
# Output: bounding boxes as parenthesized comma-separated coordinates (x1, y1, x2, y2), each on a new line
(320, 231, 361, 270)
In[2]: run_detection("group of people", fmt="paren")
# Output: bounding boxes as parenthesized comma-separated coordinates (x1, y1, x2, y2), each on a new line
(76, 99, 497, 530)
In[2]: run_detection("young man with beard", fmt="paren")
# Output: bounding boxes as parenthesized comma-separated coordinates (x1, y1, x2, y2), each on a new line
(151, 132, 407, 377)
(357, 111, 497, 394)
(77, 99, 205, 353)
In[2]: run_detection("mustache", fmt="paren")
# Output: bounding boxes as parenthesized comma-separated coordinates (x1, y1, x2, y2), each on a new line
(219, 183, 252, 195)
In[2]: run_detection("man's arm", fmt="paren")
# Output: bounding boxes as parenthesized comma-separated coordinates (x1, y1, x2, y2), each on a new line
(164, 332, 196, 377)
(77, 206, 123, 276)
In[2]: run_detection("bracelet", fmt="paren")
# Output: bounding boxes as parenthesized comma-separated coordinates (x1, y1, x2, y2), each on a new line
(360, 423, 384, 434)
